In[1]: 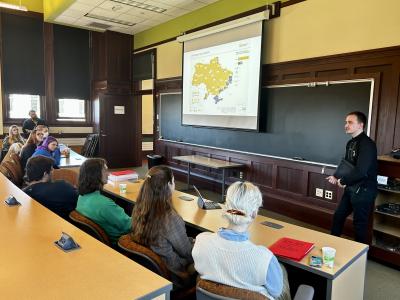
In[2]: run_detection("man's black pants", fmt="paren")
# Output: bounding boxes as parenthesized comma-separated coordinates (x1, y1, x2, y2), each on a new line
(331, 186, 377, 243)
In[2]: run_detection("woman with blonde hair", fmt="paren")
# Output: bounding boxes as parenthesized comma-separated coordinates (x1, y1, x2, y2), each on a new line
(2, 125, 24, 153)
(192, 181, 291, 300)
(130, 165, 195, 288)
(20, 128, 45, 169)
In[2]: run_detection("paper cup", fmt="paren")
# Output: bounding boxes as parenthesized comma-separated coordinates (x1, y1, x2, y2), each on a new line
(119, 183, 127, 194)
(322, 247, 336, 268)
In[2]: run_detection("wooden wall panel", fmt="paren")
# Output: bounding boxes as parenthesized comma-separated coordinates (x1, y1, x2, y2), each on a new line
(276, 167, 303, 194)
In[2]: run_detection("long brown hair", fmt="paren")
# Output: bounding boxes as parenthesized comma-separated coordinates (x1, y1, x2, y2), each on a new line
(7, 125, 23, 144)
(22, 129, 41, 148)
(78, 158, 107, 195)
(131, 165, 174, 246)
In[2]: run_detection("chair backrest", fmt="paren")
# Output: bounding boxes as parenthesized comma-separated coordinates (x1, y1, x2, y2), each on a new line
(196, 279, 268, 300)
(118, 234, 171, 279)
(69, 210, 111, 245)
(52, 169, 78, 188)
(81, 134, 99, 157)
(0, 153, 23, 186)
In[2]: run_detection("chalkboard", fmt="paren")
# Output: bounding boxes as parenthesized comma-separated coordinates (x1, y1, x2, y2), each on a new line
(160, 81, 372, 165)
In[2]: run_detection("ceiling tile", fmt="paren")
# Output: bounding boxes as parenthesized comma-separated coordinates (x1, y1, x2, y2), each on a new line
(158, 0, 188, 7)
(90, 7, 121, 18)
(76, 0, 105, 5)
(140, 18, 161, 26)
(61, 9, 85, 18)
(67, 2, 93, 12)
(164, 7, 190, 17)
(98, 0, 132, 14)
(143, 0, 172, 10)
(55, 15, 79, 24)
(178, 0, 206, 10)
(128, 8, 159, 19)
(118, 13, 146, 23)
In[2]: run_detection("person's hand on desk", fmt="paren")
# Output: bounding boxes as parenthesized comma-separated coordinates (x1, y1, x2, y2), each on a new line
(326, 175, 338, 185)
(337, 178, 346, 188)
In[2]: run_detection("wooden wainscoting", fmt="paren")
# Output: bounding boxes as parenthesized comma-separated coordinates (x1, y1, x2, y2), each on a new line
(155, 139, 352, 233)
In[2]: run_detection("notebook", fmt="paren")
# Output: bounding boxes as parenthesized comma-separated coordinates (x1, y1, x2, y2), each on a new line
(269, 237, 314, 261)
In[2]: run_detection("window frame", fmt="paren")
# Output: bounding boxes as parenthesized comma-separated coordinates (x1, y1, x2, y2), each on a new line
(3, 93, 92, 127)
(56, 98, 87, 121)
(2, 93, 46, 125)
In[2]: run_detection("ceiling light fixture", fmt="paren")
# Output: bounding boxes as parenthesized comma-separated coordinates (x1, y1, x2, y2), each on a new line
(0, 1, 27, 11)
(85, 13, 136, 26)
(111, 0, 166, 13)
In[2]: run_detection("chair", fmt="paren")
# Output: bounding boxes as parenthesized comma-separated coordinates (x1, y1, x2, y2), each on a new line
(118, 234, 196, 300)
(118, 234, 170, 278)
(52, 169, 78, 187)
(196, 279, 314, 300)
(69, 210, 110, 245)
(0, 153, 23, 187)
(81, 134, 99, 157)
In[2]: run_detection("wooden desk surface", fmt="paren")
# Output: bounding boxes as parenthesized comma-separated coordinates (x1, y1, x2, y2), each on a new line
(104, 180, 368, 280)
(173, 155, 244, 169)
(0, 174, 171, 299)
(378, 154, 400, 163)
(60, 150, 86, 168)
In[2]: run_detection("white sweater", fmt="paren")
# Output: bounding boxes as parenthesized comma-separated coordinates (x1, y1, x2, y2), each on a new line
(192, 232, 274, 299)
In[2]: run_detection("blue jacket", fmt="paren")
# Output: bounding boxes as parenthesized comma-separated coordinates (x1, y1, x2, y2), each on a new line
(32, 147, 61, 167)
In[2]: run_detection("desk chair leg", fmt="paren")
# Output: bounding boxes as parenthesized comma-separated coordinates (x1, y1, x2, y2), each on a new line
(221, 169, 225, 203)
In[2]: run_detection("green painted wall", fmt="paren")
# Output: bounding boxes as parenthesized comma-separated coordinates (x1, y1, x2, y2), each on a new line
(2, 0, 43, 13)
(43, 0, 75, 21)
(134, 0, 285, 50)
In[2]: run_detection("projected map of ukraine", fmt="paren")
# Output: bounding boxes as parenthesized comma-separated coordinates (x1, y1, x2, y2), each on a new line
(192, 57, 233, 104)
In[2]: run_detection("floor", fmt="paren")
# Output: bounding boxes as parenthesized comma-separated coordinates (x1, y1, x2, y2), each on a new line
(130, 161, 400, 300)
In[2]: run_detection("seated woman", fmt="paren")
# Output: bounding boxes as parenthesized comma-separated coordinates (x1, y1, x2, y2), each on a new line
(2, 125, 24, 153)
(76, 158, 131, 245)
(20, 129, 44, 170)
(31, 136, 61, 168)
(2, 142, 24, 163)
(130, 166, 195, 288)
(35, 125, 49, 140)
(192, 181, 291, 300)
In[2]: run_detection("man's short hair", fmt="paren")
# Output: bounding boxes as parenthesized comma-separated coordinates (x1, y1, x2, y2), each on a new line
(26, 156, 53, 182)
(347, 111, 367, 128)
(29, 110, 36, 114)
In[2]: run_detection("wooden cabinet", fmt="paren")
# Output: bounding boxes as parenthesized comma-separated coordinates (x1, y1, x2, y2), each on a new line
(370, 155, 400, 267)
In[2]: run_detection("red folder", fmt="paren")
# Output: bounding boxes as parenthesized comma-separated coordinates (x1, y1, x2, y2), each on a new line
(269, 237, 314, 261)
(110, 170, 136, 176)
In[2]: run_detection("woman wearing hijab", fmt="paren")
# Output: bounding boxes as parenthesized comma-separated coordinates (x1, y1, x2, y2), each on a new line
(32, 136, 61, 168)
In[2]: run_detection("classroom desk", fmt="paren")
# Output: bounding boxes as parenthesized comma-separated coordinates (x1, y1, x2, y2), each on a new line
(59, 149, 86, 169)
(172, 155, 244, 202)
(0, 174, 172, 300)
(104, 180, 369, 300)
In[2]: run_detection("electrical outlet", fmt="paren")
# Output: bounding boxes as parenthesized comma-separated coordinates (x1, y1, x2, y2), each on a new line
(315, 188, 323, 197)
(325, 190, 333, 200)
(239, 171, 244, 179)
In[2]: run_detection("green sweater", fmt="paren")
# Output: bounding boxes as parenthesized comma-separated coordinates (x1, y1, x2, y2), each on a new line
(76, 191, 131, 245)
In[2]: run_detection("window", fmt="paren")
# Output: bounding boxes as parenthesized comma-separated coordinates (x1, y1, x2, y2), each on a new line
(57, 99, 86, 121)
(8, 94, 41, 119)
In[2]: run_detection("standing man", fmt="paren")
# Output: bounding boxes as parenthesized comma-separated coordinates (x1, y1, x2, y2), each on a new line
(327, 111, 377, 243)
(22, 110, 46, 137)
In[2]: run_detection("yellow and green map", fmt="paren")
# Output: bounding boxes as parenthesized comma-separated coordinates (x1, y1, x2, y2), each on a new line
(192, 57, 233, 104)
